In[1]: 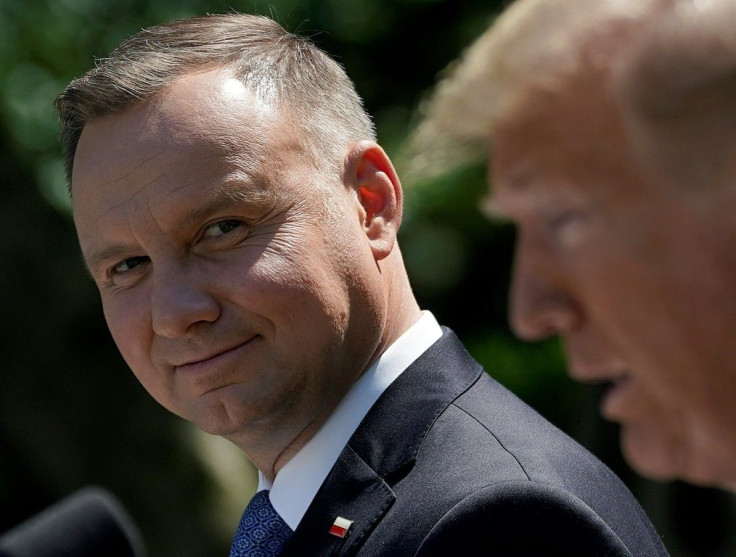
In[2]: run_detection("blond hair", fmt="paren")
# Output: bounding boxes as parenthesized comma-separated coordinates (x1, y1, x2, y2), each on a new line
(407, 0, 668, 178)
(617, 0, 736, 189)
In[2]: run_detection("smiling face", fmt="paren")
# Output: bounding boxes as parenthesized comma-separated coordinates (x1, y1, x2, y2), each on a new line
(72, 69, 389, 461)
(488, 73, 736, 488)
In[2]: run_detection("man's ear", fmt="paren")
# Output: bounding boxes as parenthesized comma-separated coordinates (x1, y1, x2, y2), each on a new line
(345, 141, 403, 261)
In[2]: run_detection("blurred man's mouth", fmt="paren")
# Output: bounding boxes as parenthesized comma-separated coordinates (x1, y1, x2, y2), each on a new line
(599, 374, 633, 420)
(569, 360, 632, 421)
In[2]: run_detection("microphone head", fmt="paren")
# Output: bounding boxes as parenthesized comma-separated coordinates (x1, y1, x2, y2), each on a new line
(0, 486, 146, 557)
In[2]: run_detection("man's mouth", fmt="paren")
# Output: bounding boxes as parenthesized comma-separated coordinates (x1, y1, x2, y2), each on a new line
(569, 362, 633, 420)
(173, 335, 259, 374)
(597, 374, 633, 420)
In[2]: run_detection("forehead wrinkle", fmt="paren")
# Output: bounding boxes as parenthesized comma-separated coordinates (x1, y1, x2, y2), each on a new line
(107, 150, 168, 189)
(85, 143, 211, 226)
(89, 152, 170, 227)
(98, 149, 226, 224)
(149, 154, 269, 209)
(147, 153, 228, 200)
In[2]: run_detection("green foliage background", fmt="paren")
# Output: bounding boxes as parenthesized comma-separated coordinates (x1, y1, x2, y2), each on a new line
(0, 0, 734, 555)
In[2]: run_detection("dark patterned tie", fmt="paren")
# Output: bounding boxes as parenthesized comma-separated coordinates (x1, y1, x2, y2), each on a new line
(229, 490, 293, 557)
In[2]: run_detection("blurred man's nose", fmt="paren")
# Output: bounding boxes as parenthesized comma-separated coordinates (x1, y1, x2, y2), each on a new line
(151, 264, 220, 339)
(509, 240, 581, 341)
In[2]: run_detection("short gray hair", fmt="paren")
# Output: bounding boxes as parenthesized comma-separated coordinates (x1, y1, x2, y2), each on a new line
(55, 13, 375, 185)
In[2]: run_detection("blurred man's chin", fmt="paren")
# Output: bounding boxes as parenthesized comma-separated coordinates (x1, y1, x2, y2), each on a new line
(620, 424, 680, 484)
(623, 424, 736, 489)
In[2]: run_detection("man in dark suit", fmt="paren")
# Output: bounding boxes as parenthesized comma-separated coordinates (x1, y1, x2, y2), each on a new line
(57, 13, 667, 555)
(281, 328, 667, 556)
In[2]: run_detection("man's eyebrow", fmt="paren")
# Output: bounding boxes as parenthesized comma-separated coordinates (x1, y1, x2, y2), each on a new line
(480, 194, 521, 228)
(481, 175, 527, 221)
(84, 244, 141, 277)
(85, 183, 265, 273)
(492, 158, 538, 189)
(160, 172, 270, 226)
(480, 195, 509, 221)
(483, 159, 546, 221)
(172, 188, 248, 229)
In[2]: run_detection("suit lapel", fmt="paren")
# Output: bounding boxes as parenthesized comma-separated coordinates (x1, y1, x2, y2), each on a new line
(282, 329, 483, 556)
(349, 329, 484, 475)
(280, 445, 395, 556)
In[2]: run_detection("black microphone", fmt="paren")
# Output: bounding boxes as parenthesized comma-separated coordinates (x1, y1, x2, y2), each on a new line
(0, 486, 146, 557)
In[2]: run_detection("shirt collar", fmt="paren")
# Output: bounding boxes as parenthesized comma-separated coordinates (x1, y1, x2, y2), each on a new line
(259, 311, 442, 530)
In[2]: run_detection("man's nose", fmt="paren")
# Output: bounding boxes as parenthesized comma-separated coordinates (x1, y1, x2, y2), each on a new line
(508, 239, 581, 341)
(151, 264, 220, 339)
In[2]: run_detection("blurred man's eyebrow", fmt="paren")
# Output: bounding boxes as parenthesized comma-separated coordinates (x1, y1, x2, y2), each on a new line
(481, 172, 530, 220)
(480, 195, 514, 223)
(480, 194, 502, 218)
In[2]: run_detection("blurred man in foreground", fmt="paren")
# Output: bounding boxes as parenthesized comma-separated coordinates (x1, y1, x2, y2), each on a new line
(414, 0, 736, 491)
(57, 12, 668, 555)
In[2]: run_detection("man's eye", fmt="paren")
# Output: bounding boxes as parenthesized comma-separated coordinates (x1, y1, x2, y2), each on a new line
(111, 256, 149, 275)
(548, 209, 587, 229)
(545, 208, 592, 248)
(203, 219, 244, 238)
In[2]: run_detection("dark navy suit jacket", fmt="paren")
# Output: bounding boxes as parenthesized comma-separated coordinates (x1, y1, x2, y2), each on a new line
(280, 329, 668, 556)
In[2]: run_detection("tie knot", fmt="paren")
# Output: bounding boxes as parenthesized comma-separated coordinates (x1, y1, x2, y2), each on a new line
(230, 491, 293, 557)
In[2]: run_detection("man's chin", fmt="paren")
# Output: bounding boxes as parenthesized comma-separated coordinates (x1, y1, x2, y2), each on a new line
(619, 423, 681, 483)
(619, 421, 736, 489)
(187, 397, 265, 439)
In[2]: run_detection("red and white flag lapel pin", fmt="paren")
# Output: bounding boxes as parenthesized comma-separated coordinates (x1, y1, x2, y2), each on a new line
(329, 516, 353, 538)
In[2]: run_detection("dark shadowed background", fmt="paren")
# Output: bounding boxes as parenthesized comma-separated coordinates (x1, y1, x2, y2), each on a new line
(0, 0, 734, 555)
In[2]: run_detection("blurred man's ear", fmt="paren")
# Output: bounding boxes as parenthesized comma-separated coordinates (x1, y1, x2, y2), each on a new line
(345, 141, 403, 260)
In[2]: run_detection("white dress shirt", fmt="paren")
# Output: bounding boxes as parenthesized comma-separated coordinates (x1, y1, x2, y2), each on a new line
(257, 311, 443, 530)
